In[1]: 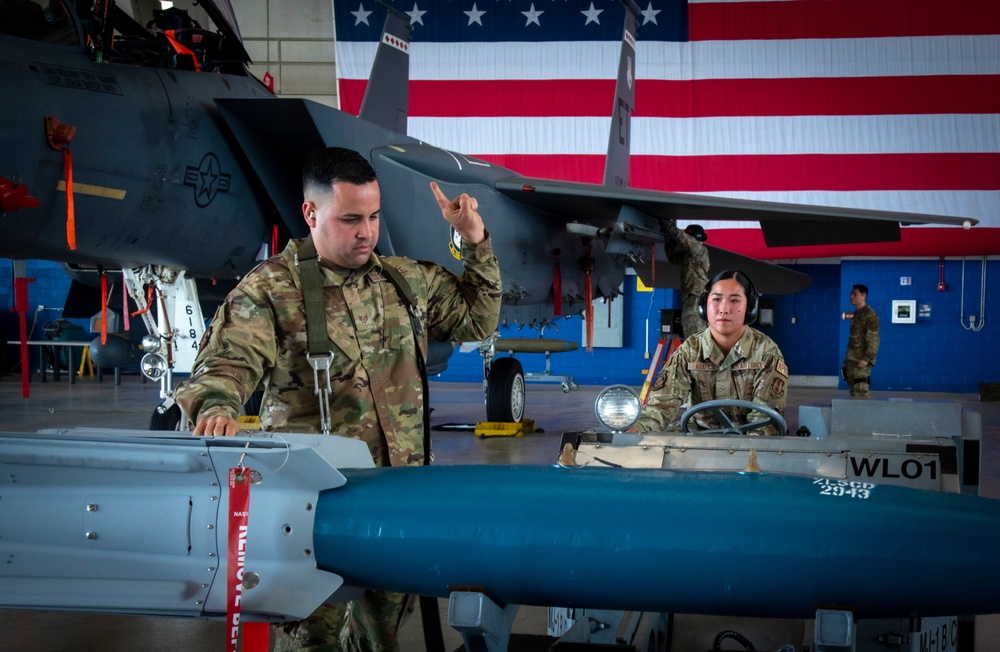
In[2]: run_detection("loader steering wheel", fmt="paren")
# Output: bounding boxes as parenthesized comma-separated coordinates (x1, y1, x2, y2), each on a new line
(679, 399, 787, 437)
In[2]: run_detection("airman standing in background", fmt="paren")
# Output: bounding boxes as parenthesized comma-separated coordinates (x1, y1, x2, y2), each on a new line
(843, 284, 880, 398)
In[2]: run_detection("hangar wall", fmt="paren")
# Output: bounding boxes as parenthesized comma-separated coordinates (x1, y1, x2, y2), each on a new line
(436, 258, 1000, 394)
(235, 0, 339, 108)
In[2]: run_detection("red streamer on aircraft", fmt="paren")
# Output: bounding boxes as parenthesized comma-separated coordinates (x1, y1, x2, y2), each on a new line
(100, 269, 107, 345)
(64, 149, 75, 250)
(14, 275, 35, 398)
(164, 30, 201, 72)
(45, 117, 78, 250)
(131, 284, 154, 318)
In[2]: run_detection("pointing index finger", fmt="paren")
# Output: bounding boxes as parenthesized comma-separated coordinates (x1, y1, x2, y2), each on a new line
(429, 181, 451, 208)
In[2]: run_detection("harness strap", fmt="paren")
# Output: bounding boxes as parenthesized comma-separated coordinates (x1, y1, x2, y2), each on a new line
(295, 237, 335, 434)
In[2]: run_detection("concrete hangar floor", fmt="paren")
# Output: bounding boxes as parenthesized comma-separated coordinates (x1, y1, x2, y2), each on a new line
(1, 373, 1000, 651)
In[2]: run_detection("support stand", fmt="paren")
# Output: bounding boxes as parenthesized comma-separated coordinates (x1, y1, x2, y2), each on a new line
(447, 591, 519, 652)
(524, 351, 578, 393)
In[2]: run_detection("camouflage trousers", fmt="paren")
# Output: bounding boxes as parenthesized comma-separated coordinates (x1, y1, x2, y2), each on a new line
(272, 590, 416, 652)
(843, 364, 872, 398)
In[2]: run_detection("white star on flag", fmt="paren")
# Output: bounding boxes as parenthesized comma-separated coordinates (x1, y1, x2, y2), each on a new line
(464, 4, 486, 27)
(581, 3, 603, 26)
(640, 2, 661, 26)
(407, 3, 427, 26)
(522, 4, 543, 27)
(350, 2, 371, 26)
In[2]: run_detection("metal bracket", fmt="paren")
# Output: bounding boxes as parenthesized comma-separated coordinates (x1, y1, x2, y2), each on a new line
(307, 351, 335, 435)
(447, 591, 519, 652)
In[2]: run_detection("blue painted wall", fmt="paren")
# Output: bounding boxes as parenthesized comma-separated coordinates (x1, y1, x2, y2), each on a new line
(836, 259, 998, 392)
(438, 258, 1000, 393)
(0, 260, 80, 338)
(4, 258, 998, 392)
(0, 260, 86, 373)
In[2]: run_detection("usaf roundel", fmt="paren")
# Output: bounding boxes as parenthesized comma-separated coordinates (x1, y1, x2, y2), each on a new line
(184, 152, 232, 207)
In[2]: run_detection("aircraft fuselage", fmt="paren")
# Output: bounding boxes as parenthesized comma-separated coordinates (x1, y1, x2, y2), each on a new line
(0, 31, 273, 278)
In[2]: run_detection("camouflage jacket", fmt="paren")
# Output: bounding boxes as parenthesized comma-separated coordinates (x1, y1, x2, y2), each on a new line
(635, 326, 788, 434)
(175, 235, 502, 467)
(664, 228, 710, 299)
(663, 223, 710, 339)
(845, 304, 880, 365)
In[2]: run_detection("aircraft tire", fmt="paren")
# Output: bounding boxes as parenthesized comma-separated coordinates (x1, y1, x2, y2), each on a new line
(149, 402, 181, 431)
(486, 357, 525, 423)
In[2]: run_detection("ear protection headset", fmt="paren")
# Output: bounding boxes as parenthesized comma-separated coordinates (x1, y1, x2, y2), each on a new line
(697, 269, 759, 325)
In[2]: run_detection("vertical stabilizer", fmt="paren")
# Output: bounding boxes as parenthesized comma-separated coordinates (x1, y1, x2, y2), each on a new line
(603, 1, 640, 188)
(358, 4, 413, 134)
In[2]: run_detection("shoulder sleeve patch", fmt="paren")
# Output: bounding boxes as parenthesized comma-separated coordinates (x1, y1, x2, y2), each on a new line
(775, 359, 789, 378)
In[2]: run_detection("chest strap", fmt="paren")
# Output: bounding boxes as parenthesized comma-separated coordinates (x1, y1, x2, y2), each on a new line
(295, 237, 335, 434)
(294, 238, 431, 460)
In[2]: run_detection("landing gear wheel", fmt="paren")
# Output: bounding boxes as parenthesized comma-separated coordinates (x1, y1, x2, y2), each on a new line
(486, 357, 525, 423)
(149, 402, 181, 431)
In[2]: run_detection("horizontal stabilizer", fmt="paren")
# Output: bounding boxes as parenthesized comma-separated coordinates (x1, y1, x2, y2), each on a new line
(496, 176, 976, 248)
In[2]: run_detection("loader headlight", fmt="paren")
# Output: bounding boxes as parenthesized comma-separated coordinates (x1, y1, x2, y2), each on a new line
(141, 353, 167, 380)
(594, 384, 641, 432)
(141, 335, 161, 354)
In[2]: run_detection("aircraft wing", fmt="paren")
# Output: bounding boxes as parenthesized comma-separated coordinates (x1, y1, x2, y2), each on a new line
(631, 245, 813, 296)
(495, 176, 978, 248)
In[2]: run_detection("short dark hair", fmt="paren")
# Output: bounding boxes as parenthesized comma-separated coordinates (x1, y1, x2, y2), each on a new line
(852, 284, 869, 296)
(302, 147, 377, 196)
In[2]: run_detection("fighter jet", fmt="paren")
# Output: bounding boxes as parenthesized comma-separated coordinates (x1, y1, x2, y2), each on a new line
(0, 0, 976, 424)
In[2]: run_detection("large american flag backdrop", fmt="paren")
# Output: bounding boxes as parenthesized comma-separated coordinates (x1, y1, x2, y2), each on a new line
(332, 0, 1000, 260)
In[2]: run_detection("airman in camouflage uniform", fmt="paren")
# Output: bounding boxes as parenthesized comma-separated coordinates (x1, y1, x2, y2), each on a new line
(636, 270, 788, 435)
(843, 284, 880, 398)
(175, 147, 502, 652)
(664, 222, 710, 339)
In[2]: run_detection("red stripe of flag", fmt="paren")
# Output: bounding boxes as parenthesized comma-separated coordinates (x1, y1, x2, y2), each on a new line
(475, 153, 1000, 192)
(638, 76, 1000, 118)
(340, 76, 1000, 118)
(689, 0, 1000, 41)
